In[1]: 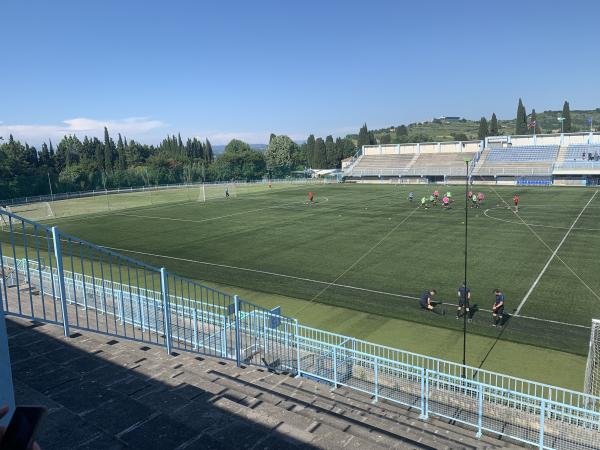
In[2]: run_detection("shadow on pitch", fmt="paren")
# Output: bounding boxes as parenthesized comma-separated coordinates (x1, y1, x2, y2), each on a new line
(473, 311, 513, 375)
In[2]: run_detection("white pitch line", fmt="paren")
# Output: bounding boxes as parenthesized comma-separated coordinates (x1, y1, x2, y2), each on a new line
(92, 244, 592, 329)
(515, 190, 598, 315)
(483, 207, 600, 232)
(293, 205, 422, 315)
(111, 197, 330, 225)
(3, 229, 592, 330)
(96, 244, 421, 301)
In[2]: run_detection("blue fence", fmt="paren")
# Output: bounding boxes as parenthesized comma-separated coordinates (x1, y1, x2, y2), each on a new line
(1, 209, 599, 449)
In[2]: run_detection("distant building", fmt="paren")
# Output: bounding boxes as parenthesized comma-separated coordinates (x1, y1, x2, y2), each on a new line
(435, 116, 462, 122)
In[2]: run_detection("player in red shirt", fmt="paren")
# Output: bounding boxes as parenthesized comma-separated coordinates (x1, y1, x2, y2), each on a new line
(433, 190, 439, 200)
(513, 194, 520, 212)
(467, 190, 473, 200)
(477, 192, 485, 207)
(307, 191, 314, 207)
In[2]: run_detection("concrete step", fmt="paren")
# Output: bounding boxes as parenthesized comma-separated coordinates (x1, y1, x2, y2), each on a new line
(210, 367, 509, 450)
(200, 369, 479, 450)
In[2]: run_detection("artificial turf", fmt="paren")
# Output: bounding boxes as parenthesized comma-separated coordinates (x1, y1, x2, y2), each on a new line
(7, 182, 600, 388)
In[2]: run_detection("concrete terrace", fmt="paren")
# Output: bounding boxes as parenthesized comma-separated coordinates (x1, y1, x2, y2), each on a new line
(6, 316, 526, 450)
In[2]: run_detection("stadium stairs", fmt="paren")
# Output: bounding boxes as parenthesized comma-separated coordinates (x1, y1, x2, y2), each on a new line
(7, 314, 527, 449)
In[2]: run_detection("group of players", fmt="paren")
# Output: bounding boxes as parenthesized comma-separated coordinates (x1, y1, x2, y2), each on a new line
(408, 189, 521, 212)
(419, 286, 506, 327)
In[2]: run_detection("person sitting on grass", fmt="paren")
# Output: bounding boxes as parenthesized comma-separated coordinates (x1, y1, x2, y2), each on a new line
(419, 289, 444, 315)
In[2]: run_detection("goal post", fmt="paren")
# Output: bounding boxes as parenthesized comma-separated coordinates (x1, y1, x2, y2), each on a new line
(584, 319, 600, 397)
(44, 201, 55, 218)
(197, 183, 237, 202)
(0, 209, 9, 231)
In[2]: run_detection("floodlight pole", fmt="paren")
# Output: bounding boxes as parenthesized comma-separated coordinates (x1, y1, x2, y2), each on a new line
(462, 159, 470, 378)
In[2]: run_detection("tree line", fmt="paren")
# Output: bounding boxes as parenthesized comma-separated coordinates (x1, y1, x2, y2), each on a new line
(477, 100, 573, 139)
(0, 126, 359, 200)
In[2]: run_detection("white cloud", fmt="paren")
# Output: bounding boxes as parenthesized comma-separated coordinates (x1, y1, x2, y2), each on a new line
(0, 117, 166, 144)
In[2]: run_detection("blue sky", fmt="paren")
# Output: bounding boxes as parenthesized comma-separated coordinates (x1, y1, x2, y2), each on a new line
(1, 0, 599, 145)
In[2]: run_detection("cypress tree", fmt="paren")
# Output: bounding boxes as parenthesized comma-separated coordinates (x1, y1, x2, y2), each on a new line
(368, 131, 377, 145)
(40, 143, 50, 166)
(117, 133, 126, 170)
(205, 139, 214, 163)
(489, 113, 499, 136)
(103, 127, 113, 171)
(269, 133, 276, 143)
(314, 138, 327, 169)
(562, 101, 572, 132)
(306, 134, 316, 167)
(325, 135, 335, 167)
(515, 98, 528, 135)
(477, 117, 489, 140)
(357, 124, 370, 149)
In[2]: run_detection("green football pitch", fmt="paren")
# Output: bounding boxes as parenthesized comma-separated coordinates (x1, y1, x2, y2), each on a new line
(12, 182, 600, 390)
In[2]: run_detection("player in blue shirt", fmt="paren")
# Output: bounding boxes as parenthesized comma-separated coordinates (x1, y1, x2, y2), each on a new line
(408, 191, 414, 202)
(492, 289, 505, 327)
(456, 283, 471, 321)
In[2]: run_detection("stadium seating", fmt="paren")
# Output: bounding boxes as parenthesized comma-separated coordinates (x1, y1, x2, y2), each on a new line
(410, 152, 476, 175)
(564, 144, 600, 162)
(353, 154, 415, 170)
(473, 145, 559, 176)
(348, 154, 417, 176)
(484, 145, 559, 162)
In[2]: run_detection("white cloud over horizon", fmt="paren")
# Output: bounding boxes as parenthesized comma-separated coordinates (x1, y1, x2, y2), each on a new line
(0, 117, 357, 147)
(0, 117, 167, 145)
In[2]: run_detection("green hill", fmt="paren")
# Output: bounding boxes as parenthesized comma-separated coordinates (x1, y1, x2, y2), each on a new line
(353, 109, 600, 144)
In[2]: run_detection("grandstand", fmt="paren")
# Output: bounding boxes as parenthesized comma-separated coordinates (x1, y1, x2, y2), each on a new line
(343, 131, 600, 185)
(472, 145, 558, 177)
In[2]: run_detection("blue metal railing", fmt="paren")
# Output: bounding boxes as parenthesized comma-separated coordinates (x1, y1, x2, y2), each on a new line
(0, 209, 599, 449)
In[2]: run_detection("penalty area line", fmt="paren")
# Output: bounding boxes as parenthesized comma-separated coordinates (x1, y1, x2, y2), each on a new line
(515, 189, 598, 316)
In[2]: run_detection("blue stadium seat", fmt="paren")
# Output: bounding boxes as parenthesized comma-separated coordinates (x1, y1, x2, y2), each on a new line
(485, 145, 559, 163)
(565, 144, 600, 162)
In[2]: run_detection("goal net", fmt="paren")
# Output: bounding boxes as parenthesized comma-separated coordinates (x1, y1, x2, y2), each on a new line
(584, 319, 600, 397)
(0, 208, 10, 231)
(198, 183, 237, 202)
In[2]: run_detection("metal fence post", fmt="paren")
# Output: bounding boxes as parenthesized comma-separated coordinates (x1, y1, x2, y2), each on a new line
(192, 308, 198, 351)
(295, 319, 302, 377)
(420, 369, 429, 420)
(332, 346, 337, 390)
(234, 295, 241, 367)
(476, 384, 483, 438)
(51, 226, 70, 337)
(160, 268, 172, 355)
(539, 400, 546, 450)
(373, 356, 379, 403)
